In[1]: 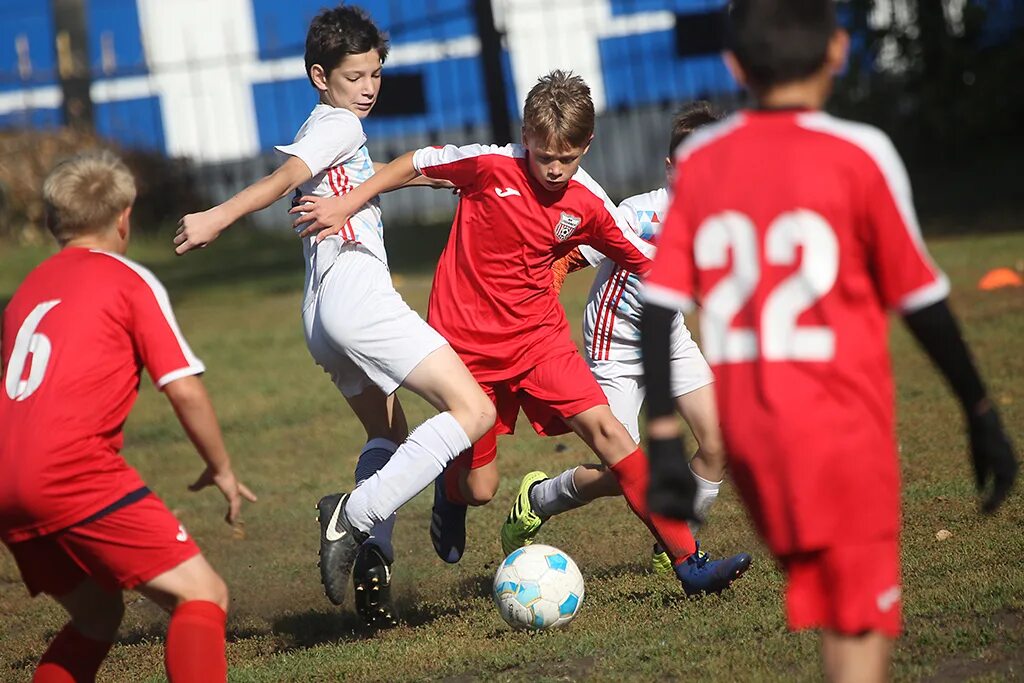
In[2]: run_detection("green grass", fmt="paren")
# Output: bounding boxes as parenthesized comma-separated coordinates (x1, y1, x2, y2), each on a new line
(1, 228, 1022, 682)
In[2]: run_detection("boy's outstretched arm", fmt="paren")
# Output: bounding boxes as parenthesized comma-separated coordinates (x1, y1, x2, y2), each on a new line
(293, 151, 420, 240)
(163, 375, 257, 525)
(371, 161, 454, 190)
(174, 156, 312, 255)
(902, 299, 1018, 513)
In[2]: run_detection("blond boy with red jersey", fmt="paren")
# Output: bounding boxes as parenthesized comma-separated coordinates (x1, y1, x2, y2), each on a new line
(0, 152, 255, 682)
(296, 71, 750, 596)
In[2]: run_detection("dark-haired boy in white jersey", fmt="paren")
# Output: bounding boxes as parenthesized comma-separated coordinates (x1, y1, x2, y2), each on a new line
(174, 5, 495, 628)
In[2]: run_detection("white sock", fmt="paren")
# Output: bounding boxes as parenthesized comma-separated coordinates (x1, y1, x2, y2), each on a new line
(345, 412, 471, 534)
(528, 466, 586, 519)
(354, 438, 398, 562)
(688, 464, 722, 535)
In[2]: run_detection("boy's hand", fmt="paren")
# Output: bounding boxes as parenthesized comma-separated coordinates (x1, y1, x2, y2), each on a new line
(290, 195, 354, 242)
(175, 209, 226, 255)
(189, 465, 258, 526)
(647, 435, 700, 522)
(968, 405, 1018, 513)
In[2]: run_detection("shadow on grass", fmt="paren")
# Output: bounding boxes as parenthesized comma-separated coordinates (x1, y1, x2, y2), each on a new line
(269, 594, 465, 650)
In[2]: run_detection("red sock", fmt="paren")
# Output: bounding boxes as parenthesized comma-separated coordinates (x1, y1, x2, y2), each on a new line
(610, 447, 697, 563)
(34, 623, 113, 683)
(165, 600, 227, 683)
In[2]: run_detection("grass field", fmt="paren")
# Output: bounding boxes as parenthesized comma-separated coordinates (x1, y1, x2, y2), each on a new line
(1, 228, 1022, 682)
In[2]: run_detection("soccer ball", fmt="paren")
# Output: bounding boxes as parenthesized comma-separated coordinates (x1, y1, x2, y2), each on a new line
(492, 544, 585, 630)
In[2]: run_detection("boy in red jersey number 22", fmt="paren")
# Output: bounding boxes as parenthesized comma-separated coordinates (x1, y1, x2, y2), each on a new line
(641, 2, 1018, 681)
(0, 152, 255, 682)
(296, 71, 751, 597)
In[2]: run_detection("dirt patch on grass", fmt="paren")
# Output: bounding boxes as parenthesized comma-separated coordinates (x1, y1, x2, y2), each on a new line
(923, 610, 1024, 682)
(442, 655, 597, 682)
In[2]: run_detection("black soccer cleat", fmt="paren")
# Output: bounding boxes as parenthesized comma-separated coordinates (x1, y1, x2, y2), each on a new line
(352, 542, 398, 629)
(316, 493, 367, 606)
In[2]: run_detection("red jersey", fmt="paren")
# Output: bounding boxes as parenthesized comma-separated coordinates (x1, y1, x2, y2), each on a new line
(414, 143, 652, 380)
(644, 111, 949, 554)
(0, 249, 205, 542)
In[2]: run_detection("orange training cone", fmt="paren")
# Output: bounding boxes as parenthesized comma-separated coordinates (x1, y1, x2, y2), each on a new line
(978, 267, 1023, 291)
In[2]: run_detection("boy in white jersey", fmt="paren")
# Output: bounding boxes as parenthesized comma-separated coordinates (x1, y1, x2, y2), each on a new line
(173, 6, 494, 628)
(502, 104, 732, 574)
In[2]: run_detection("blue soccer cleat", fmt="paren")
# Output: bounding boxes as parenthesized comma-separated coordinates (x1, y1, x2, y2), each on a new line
(674, 541, 752, 596)
(430, 474, 467, 563)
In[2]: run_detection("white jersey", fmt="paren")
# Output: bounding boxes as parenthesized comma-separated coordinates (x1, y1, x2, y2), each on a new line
(582, 187, 693, 361)
(276, 104, 385, 309)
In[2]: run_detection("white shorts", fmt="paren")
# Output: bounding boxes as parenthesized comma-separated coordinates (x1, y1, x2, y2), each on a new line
(302, 245, 448, 398)
(588, 333, 713, 443)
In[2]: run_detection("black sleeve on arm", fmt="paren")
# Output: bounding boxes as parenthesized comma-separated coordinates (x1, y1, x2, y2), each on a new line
(902, 299, 987, 414)
(640, 303, 678, 420)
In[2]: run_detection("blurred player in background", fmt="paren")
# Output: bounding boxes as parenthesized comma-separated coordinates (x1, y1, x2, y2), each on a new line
(294, 70, 749, 597)
(641, 1, 1018, 680)
(503, 102, 743, 581)
(0, 151, 255, 682)
(173, 5, 495, 628)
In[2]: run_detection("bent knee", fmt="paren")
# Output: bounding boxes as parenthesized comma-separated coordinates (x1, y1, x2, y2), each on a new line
(181, 573, 229, 612)
(453, 397, 496, 443)
(464, 477, 498, 506)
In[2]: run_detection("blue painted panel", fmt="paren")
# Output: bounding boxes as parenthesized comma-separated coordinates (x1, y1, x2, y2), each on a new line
(253, 56, 488, 150)
(610, 0, 726, 15)
(0, 106, 61, 129)
(0, 0, 57, 92)
(87, 0, 148, 76)
(599, 30, 737, 109)
(93, 95, 164, 151)
(252, 78, 314, 151)
(251, 0, 475, 61)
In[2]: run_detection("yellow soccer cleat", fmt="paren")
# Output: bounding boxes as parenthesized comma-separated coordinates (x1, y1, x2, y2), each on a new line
(500, 471, 549, 556)
(652, 543, 674, 576)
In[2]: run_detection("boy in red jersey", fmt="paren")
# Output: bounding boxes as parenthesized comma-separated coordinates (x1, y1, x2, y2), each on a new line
(295, 71, 750, 597)
(641, 1, 1018, 680)
(0, 152, 256, 681)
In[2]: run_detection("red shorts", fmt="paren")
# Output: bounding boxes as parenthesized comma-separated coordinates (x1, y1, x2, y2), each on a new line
(5, 492, 201, 597)
(780, 538, 902, 638)
(467, 350, 609, 469)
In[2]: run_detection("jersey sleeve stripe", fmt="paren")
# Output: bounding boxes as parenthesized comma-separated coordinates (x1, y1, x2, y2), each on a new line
(337, 167, 356, 241)
(898, 278, 952, 314)
(90, 250, 206, 380)
(590, 265, 622, 360)
(642, 282, 695, 314)
(156, 365, 205, 388)
(795, 112, 951, 312)
(601, 270, 631, 360)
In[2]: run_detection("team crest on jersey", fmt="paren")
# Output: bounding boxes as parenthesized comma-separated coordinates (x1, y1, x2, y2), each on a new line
(554, 212, 582, 242)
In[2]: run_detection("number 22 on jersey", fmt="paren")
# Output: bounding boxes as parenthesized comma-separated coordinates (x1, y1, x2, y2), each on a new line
(696, 210, 838, 364)
(5, 300, 61, 401)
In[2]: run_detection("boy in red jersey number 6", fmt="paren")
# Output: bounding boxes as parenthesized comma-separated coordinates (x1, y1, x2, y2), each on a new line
(641, 1, 1018, 680)
(296, 71, 750, 596)
(0, 152, 255, 682)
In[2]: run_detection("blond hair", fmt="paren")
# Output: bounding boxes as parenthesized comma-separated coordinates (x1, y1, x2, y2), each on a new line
(43, 150, 136, 241)
(522, 70, 595, 149)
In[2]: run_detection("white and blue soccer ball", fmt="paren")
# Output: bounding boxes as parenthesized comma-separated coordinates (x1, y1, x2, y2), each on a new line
(492, 544, 585, 630)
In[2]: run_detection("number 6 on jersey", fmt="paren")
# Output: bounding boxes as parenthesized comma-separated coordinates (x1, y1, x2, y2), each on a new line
(4, 300, 61, 401)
